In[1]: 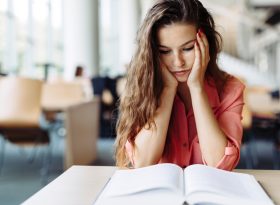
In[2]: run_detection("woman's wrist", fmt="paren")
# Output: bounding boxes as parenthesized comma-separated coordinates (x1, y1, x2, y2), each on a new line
(188, 80, 204, 91)
(189, 83, 204, 97)
(163, 79, 178, 90)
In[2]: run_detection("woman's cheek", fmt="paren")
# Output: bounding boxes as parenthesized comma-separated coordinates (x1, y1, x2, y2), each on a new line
(184, 52, 195, 67)
(160, 57, 171, 69)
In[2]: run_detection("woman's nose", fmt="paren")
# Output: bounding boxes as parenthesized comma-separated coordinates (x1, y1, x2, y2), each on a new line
(174, 53, 185, 67)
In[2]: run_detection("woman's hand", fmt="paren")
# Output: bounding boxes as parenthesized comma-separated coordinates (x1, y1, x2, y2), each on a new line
(161, 62, 178, 90)
(187, 29, 210, 89)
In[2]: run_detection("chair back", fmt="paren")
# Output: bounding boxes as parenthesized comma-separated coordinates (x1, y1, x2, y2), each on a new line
(0, 77, 43, 127)
(41, 81, 85, 111)
(64, 98, 100, 169)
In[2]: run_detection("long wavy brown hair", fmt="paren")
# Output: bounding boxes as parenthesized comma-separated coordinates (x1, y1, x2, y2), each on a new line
(115, 0, 228, 167)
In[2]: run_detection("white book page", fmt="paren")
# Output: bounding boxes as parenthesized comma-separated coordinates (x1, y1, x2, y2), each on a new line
(95, 190, 186, 205)
(100, 163, 184, 198)
(183, 165, 274, 205)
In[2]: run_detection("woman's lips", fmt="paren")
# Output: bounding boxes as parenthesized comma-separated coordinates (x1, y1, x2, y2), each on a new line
(172, 70, 190, 77)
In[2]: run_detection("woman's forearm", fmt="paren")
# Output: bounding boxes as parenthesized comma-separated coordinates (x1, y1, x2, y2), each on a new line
(190, 86, 227, 166)
(133, 86, 176, 167)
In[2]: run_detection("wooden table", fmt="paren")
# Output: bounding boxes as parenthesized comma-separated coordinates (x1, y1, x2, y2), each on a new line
(22, 166, 280, 205)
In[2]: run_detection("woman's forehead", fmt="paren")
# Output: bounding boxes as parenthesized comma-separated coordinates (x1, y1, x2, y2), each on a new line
(157, 23, 197, 47)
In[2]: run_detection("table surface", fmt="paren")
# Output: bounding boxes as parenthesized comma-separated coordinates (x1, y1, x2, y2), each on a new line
(22, 166, 280, 205)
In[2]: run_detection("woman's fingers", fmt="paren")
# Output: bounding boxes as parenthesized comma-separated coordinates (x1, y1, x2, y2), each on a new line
(196, 30, 210, 68)
(188, 30, 209, 87)
(193, 40, 201, 70)
(199, 29, 209, 49)
(196, 32, 205, 67)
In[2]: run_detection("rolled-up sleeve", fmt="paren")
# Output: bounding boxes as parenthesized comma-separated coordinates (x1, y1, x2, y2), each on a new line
(202, 81, 245, 171)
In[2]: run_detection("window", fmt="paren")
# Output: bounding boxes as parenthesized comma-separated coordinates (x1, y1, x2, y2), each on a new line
(0, 0, 63, 79)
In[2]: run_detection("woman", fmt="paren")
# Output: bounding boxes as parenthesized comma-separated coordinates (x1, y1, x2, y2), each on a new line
(115, 0, 244, 171)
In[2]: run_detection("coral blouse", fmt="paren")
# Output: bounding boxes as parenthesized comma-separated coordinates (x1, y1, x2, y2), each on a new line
(126, 76, 245, 171)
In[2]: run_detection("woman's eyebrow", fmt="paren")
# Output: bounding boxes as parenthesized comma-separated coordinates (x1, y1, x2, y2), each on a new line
(158, 39, 196, 48)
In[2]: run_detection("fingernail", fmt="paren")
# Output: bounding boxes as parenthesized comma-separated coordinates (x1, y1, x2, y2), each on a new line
(197, 32, 201, 37)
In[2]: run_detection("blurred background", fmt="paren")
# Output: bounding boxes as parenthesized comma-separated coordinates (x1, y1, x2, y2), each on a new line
(0, 0, 279, 204)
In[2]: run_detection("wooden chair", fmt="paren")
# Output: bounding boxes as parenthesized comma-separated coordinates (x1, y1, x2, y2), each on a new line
(64, 98, 100, 169)
(41, 80, 86, 112)
(241, 84, 255, 168)
(41, 79, 100, 170)
(0, 77, 43, 128)
(41, 80, 90, 146)
(244, 85, 280, 169)
(0, 77, 50, 182)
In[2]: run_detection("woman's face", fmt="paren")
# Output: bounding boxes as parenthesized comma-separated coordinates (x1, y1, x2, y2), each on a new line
(157, 23, 197, 83)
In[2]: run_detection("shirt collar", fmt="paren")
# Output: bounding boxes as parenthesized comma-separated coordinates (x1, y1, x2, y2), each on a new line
(174, 77, 221, 115)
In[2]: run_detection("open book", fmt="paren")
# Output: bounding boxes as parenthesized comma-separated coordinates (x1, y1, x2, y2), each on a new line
(94, 163, 274, 205)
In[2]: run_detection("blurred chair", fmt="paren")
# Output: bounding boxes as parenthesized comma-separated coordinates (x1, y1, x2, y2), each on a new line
(116, 76, 126, 97)
(91, 76, 118, 138)
(241, 83, 255, 168)
(245, 85, 279, 169)
(41, 80, 86, 113)
(64, 97, 100, 169)
(42, 80, 101, 169)
(275, 114, 280, 169)
(41, 80, 88, 142)
(91, 76, 105, 96)
(0, 77, 51, 182)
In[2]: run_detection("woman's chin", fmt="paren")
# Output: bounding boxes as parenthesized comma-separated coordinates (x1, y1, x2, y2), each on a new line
(173, 71, 190, 83)
(175, 76, 188, 83)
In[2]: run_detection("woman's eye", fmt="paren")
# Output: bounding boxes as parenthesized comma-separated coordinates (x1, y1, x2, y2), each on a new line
(183, 46, 194, 52)
(159, 50, 171, 54)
